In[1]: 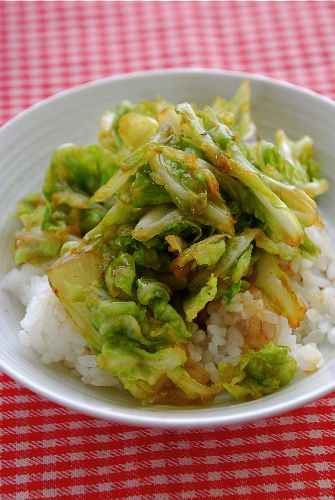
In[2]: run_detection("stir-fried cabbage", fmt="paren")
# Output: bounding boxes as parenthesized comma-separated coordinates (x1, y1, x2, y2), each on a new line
(13, 82, 328, 405)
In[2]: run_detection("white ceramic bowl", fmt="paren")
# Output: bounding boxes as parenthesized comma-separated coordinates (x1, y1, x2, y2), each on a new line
(1, 69, 335, 428)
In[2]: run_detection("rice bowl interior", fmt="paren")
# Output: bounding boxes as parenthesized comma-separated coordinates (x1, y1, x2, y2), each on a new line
(1, 70, 335, 427)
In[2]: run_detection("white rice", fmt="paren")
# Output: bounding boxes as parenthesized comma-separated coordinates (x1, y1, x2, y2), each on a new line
(188, 224, 332, 382)
(2, 223, 334, 391)
(1, 265, 120, 388)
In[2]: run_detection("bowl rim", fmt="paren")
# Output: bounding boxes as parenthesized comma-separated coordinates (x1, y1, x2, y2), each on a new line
(1, 68, 335, 428)
(1, 67, 335, 133)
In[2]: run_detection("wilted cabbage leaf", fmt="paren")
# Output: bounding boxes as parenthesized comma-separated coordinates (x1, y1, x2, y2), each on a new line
(218, 343, 297, 399)
(10, 81, 328, 405)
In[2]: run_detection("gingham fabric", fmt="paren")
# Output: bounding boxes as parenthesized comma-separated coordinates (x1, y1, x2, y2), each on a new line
(1, 2, 335, 499)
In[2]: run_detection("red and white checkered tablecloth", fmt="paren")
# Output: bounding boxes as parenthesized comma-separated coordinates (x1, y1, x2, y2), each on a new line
(1, 1, 335, 498)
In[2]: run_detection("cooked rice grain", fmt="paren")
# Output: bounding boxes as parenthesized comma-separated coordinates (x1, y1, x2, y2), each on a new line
(2, 267, 120, 388)
(188, 224, 335, 382)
